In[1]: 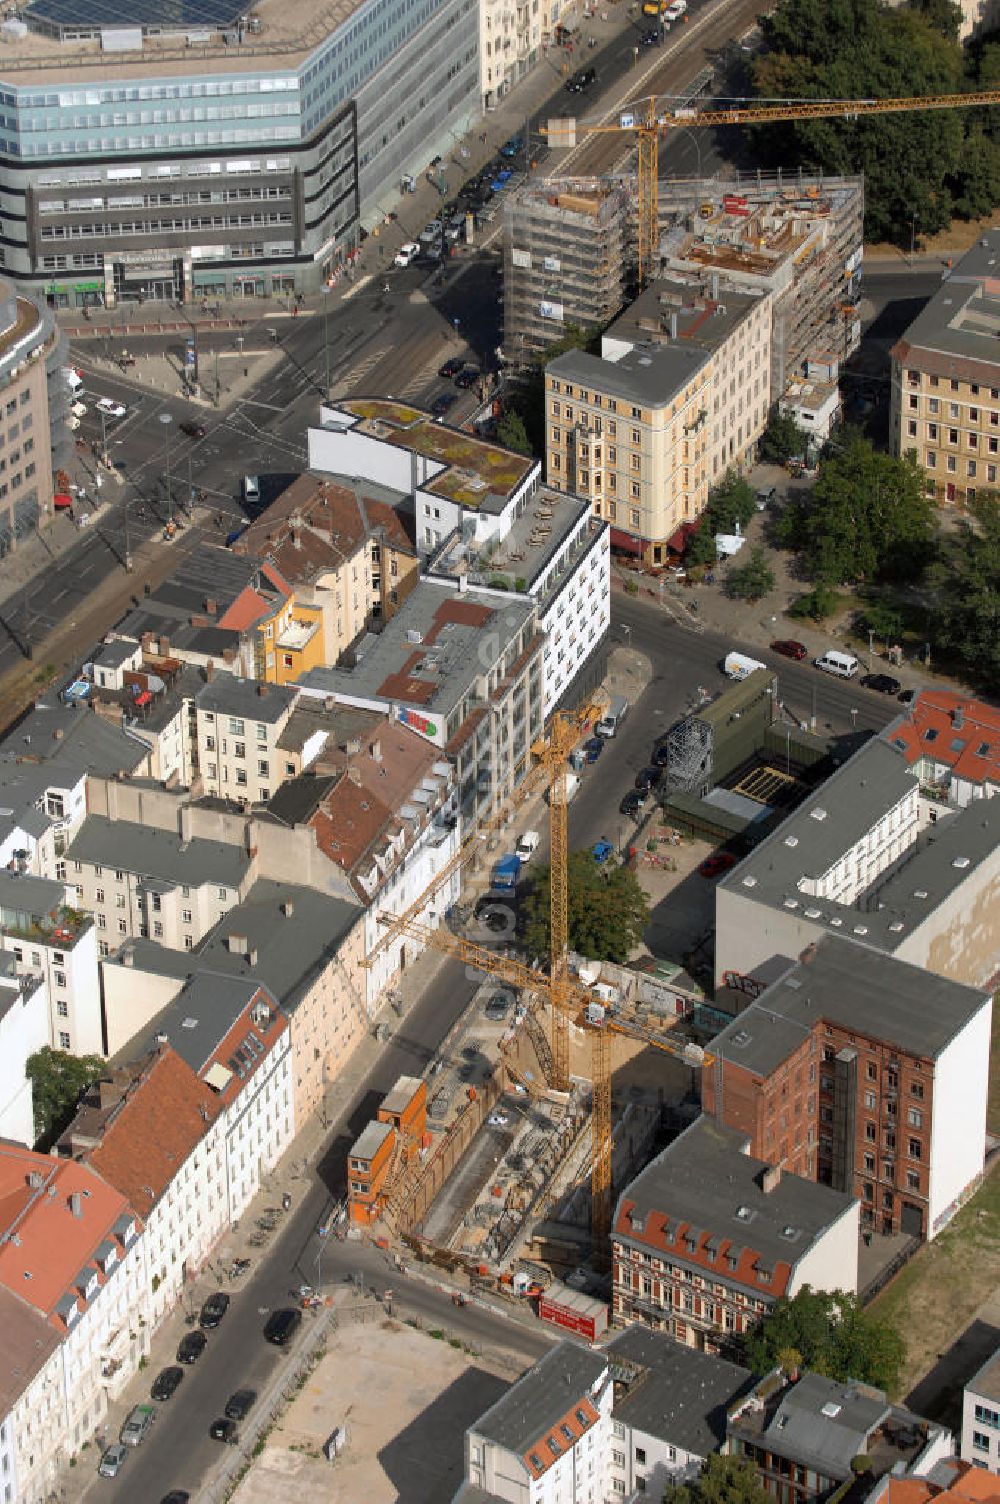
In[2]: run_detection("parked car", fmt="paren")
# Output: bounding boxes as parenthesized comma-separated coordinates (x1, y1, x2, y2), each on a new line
(178, 419, 206, 439)
(488, 1111, 509, 1127)
(176, 1329, 207, 1364)
(70, 400, 87, 417)
(419, 219, 443, 244)
(444, 217, 464, 242)
(619, 790, 644, 818)
(225, 1389, 258, 1421)
(264, 1307, 302, 1346)
(209, 1418, 240, 1444)
(151, 1366, 183, 1402)
(565, 66, 596, 91)
(120, 1403, 156, 1447)
(96, 398, 127, 418)
(489, 169, 514, 192)
(393, 241, 420, 267)
(639, 27, 660, 44)
(200, 1291, 230, 1329)
(861, 673, 901, 696)
(431, 391, 457, 417)
(499, 135, 524, 158)
(438, 356, 464, 378)
(99, 1443, 128, 1478)
(160, 1495, 191, 1504)
(770, 638, 807, 660)
(485, 991, 513, 1017)
(699, 852, 737, 879)
(454, 367, 479, 389)
(479, 908, 509, 934)
(591, 839, 614, 865)
(583, 736, 604, 763)
(634, 766, 662, 792)
(652, 743, 671, 768)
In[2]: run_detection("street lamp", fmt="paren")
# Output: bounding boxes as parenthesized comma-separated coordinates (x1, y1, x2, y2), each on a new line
(159, 413, 173, 526)
(868, 628, 875, 670)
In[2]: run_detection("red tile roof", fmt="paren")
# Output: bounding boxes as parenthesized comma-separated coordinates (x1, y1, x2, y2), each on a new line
(523, 1396, 600, 1478)
(86, 1046, 224, 1216)
(0, 1146, 135, 1330)
(233, 476, 415, 586)
(613, 1198, 793, 1299)
(886, 690, 1000, 788)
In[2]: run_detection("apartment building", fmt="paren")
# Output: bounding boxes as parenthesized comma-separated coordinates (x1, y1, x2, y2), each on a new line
(728, 1369, 953, 1504)
(298, 581, 544, 827)
(457, 1340, 613, 1504)
(886, 691, 1000, 807)
(194, 676, 297, 805)
(54, 1045, 227, 1327)
(233, 473, 419, 666)
(0, 278, 58, 558)
(2, 693, 152, 784)
(705, 935, 992, 1241)
(0, 1146, 145, 1503)
(0, 871, 101, 1057)
(714, 736, 1000, 993)
(269, 710, 461, 1006)
(0, 955, 48, 1146)
(890, 229, 1000, 506)
(479, 0, 542, 111)
(963, 1350, 1000, 1473)
(0, 762, 88, 882)
(612, 1116, 859, 1351)
(545, 342, 712, 566)
(601, 277, 774, 486)
(67, 815, 252, 956)
(503, 178, 633, 358)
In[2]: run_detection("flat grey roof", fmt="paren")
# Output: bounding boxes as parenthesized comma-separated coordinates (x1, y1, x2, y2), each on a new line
(606, 1328, 753, 1454)
(91, 638, 141, 671)
(605, 277, 766, 355)
(548, 341, 710, 408)
(67, 815, 250, 890)
(427, 486, 590, 600)
(895, 229, 1000, 371)
(714, 932, 989, 1076)
(130, 971, 269, 1075)
(0, 699, 150, 778)
(968, 1348, 1000, 1405)
(350, 1120, 393, 1161)
(617, 1116, 854, 1273)
(196, 677, 296, 724)
(299, 582, 534, 721)
(0, 868, 66, 920)
(470, 1340, 607, 1454)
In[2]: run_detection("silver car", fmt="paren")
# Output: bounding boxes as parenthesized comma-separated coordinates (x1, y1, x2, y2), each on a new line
(99, 1443, 127, 1478)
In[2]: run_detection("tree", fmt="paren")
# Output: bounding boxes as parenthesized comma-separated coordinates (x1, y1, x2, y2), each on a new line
(726, 547, 776, 602)
(496, 408, 532, 456)
(662, 1453, 771, 1504)
(743, 1287, 906, 1394)
(521, 850, 650, 963)
(788, 584, 840, 620)
(927, 491, 1000, 680)
(860, 602, 903, 643)
(26, 1046, 107, 1148)
(759, 408, 809, 464)
(687, 472, 759, 567)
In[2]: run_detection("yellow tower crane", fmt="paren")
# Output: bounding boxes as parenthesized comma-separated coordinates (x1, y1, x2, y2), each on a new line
(559, 89, 1000, 285)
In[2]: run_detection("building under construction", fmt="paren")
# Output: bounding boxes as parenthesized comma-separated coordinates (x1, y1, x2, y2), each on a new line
(503, 169, 863, 395)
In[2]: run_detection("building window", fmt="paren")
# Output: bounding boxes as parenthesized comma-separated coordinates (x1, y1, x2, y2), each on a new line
(907, 1107, 923, 1128)
(906, 1170, 920, 1191)
(59, 1031, 70, 1048)
(974, 1405, 1000, 1428)
(971, 1432, 991, 1453)
(635, 1448, 647, 1465)
(56, 1000, 68, 1017)
(908, 1138, 922, 1160)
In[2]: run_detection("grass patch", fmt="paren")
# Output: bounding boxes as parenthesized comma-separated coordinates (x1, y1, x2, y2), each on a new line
(870, 1160, 1000, 1406)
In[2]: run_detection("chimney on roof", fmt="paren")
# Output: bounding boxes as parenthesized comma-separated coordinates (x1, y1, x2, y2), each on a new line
(52, 728, 64, 742)
(180, 804, 193, 846)
(257, 682, 269, 698)
(281, 899, 294, 917)
(347, 765, 362, 785)
(370, 739, 382, 763)
(760, 1164, 782, 1194)
(159, 637, 171, 658)
(205, 597, 217, 615)
(205, 659, 215, 683)
(247, 946, 258, 965)
(142, 632, 154, 650)
(69, 1191, 82, 1218)
(952, 705, 965, 729)
(27, 1170, 43, 1189)
(155, 1030, 168, 1046)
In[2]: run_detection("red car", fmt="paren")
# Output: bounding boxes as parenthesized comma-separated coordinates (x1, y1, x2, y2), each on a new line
(770, 639, 807, 660)
(699, 852, 737, 879)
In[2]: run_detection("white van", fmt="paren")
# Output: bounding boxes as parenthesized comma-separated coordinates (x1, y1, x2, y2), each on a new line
(723, 651, 767, 682)
(595, 694, 629, 738)
(664, 0, 686, 17)
(814, 649, 859, 679)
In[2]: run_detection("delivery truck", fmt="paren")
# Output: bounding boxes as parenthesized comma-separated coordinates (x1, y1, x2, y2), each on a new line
(490, 854, 522, 890)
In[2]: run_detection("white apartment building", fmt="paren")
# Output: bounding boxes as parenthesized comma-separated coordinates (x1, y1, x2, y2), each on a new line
(480, 0, 541, 111)
(962, 1348, 1000, 1473)
(0, 763, 88, 883)
(194, 676, 298, 805)
(0, 960, 48, 1146)
(57, 1046, 229, 1329)
(0, 1147, 146, 1504)
(0, 871, 102, 1057)
(67, 814, 252, 955)
(457, 1341, 614, 1504)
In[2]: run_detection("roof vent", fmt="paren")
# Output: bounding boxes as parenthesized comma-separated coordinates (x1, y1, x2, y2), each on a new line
(821, 1401, 842, 1419)
(829, 916, 843, 927)
(913, 888, 929, 899)
(735, 1205, 753, 1221)
(804, 908, 821, 919)
(783, 835, 799, 848)
(182, 1017, 198, 1029)
(810, 807, 827, 821)
(741, 875, 757, 888)
(783, 898, 799, 910)
(888, 921, 905, 933)
(952, 855, 970, 869)
(154, 1030, 168, 1045)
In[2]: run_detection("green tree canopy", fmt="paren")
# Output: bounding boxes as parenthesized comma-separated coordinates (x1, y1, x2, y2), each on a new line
(688, 471, 759, 566)
(746, 0, 982, 244)
(662, 1453, 771, 1504)
(496, 408, 532, 456)
(759, 409, 809, 464)
(778, 435, 936, 585)
(725, 546, 776, 603)
(26, 1046, 107, 1148)
(522, 849, 650, 962)
(927, 491, 1000, 680)
(743, 1286, 906, 1394)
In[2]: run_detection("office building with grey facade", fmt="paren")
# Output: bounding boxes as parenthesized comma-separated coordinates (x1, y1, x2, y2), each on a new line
(0, 0, 478, 304)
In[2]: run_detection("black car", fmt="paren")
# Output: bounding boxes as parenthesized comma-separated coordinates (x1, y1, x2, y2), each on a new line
(160, 1494, 191, 1504)
(455, 367, 479, 389)
(200, 1291, 230, 1329)
(264, 1307, 302, 1346)
(178, 419, 206, 439)
(176, 1330, 207, 1365)
(438, 356, 464, 379)
(861, 673, 902, 696)
(225, 1389, 258, 1421)
(620, 790, 644, 818)
(151, 1367, 183, 1402)
(635, 766, 663, 793)
(209, 1418, 239, 1444)
(652, 743, 671, 768)
(565, 66, 596, 91)
(432, 392, 457, 417)
(639, 27, 660, 45)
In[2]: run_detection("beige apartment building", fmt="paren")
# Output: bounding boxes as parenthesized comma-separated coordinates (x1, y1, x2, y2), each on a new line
(0, 277, 57, 558)
(194, 676, 298, 805)
(891, 230, 1000, 507)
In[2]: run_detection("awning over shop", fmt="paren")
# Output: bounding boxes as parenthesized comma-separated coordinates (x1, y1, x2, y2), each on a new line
(609, 527, 644, 556)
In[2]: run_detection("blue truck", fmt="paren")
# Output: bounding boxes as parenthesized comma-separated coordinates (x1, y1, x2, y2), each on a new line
(491, 853, 522, 890)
